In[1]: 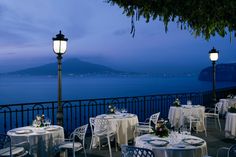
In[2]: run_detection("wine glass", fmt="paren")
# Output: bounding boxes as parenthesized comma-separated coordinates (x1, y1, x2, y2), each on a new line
(180, 126, 191, 137)
(121, 108, 127, 113)
(45, 118, 51, 127)
(187, 100, 192, 106)
(32, 120, 37, 127)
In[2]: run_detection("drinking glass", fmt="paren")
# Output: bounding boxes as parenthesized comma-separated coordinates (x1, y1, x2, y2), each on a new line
(121, 108, 127, 113)
(187, 100, 192, 106)
(180, 126, 191, 137)
(45, 118, 51, 127)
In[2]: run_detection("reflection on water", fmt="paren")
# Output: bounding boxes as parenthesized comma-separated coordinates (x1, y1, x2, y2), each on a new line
(0, 75, 236, 104)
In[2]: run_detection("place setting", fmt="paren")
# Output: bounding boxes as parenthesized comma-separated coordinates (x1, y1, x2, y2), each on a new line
(147, 139, 169, 147)
(182, 138, 205, 146)
(12, 128, 33, 135)
(44, 125, 60, 132)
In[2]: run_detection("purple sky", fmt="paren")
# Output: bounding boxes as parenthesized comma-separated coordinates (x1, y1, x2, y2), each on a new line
(0, 0, 235, 73)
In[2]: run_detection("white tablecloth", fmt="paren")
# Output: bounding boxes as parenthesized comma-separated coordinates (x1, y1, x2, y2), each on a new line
(135, 133, 207, 157)
(219, 99, 236, 114)
(225, 112, 236, 139)
(7, 125, 64, 157)
(168, 105, 205, 131)
(95, 113, 138, 145)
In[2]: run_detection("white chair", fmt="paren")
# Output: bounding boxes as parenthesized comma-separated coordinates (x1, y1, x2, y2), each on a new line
(134, 112, 160, 137)
(89, 117, 117, 157)
(228, 144, 236, 157)
(215, 144, 236, 157)
(121, 144, 155, 157)
(183, 108, 207, 137)
(0, 134, 28, 157)
(58, 124, 88, 157)
(205, 102, 222, 131)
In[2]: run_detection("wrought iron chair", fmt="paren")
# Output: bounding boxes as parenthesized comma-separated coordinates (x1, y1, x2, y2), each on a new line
(89, 117, 117, 157)
(215, 144, 236, 157)
(0, 133, 28, 157)
(58, 124, 88, 157)
(121, 145, 155, 157)
(134, 112, 160, 137)
(89, 117, 96, 150)
(228, 144, 236, 157)
(215, 147, 229, 157)
(205, 102, 222, 131)
(183, 107, 207, 137)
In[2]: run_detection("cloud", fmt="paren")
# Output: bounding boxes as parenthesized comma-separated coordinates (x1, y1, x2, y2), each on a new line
(113, 28, 129, 36)
(0, 0, 235, 73)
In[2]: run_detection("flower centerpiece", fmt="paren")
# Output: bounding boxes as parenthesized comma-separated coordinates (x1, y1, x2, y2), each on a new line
(32, 114, 45, 127)
(227, 94, 234, 98)
(173, 98, 181, 107)
(154, 119, 169, 137)
(107, 104, 116, 114)
(228, 104, 236, 113)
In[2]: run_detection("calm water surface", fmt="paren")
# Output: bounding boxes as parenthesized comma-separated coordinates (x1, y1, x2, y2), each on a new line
(0, 75, 236, 104)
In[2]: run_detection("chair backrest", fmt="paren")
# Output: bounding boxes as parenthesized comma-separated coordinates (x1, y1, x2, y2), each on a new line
(0, 134, 12, 156)
(215, 102, 222, 114)
(121, 145, 155, 157)
(71, 124, 88, 140)
(228, 144, 236, 157)
(89, 117, 96, 135)
(149, 112, 160, 127)
(93, 118, 111, 134)
(70, 124, 88, 148)
(216, 147, 229, 157)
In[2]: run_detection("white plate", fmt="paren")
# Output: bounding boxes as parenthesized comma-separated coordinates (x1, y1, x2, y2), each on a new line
(15, 129, 32, 134)
(183, 138, 204, 146)
(141, 136, 152, 142)
(35, 129, 46, 134)
(148, 139, 169, 147)
(45, 126, 58, 131)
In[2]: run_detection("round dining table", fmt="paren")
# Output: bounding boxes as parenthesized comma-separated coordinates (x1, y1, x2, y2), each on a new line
(95, 113, 138, 145)
(225, 112, 236, 139)
(135, 133, 208, 157)
(219, 98, 236, 115)
(168, 105, 205, 132)
(7, 125, 64, 157)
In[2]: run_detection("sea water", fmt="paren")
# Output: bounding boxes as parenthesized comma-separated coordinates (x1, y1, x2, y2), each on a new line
(0, 75, 236, 105)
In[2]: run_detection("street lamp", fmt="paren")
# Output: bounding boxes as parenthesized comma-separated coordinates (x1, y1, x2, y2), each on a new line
(52, 30, 68, 126)
(209, 47, 219, 104)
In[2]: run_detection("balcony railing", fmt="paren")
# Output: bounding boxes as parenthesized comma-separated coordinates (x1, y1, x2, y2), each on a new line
(0, 86, 236, 135)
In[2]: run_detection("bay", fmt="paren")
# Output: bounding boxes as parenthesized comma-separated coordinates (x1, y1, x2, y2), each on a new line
(0, 75, 236, 105)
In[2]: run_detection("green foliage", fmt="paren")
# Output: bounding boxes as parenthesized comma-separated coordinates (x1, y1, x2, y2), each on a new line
(106, 0, 236, 40)
(228, 106, 236, 113)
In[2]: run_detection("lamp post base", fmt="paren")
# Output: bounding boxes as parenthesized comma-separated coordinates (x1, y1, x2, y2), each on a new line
(56, 111, 64, 126)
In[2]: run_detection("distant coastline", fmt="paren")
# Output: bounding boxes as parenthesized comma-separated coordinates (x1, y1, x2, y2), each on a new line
(199, 63, 236, 82)
(1, 75, 236, 105)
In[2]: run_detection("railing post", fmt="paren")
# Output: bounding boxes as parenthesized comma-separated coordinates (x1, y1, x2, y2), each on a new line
(21, 105, 24, 127)
(15, 109, 18, 128)
(143, 96, 146, 119)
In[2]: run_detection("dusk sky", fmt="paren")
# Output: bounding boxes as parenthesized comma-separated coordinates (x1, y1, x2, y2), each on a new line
(0, 0, 236, 73)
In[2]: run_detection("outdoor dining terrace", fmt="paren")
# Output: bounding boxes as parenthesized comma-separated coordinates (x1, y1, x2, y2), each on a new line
(1, 86, 236, 157)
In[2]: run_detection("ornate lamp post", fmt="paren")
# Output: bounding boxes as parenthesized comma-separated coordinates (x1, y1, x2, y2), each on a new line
(52, 31, 68, 126)
(209, 47, 219, 104)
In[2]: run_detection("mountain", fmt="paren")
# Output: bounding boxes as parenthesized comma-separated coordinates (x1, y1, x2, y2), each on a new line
(198, 63, 236, 82)
(5, 58, 124, 76)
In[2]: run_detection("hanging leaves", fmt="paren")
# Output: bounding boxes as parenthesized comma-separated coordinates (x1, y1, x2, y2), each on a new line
(106, 0, 236, 40)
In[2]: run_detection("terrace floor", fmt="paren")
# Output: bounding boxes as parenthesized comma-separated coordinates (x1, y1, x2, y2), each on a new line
(61, 118, 235, 157)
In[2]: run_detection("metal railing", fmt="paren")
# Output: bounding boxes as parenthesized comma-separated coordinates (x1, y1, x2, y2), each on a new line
(0, 86, 236, 135)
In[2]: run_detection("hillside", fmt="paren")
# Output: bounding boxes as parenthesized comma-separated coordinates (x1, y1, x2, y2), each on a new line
(198, 63, 236, 82)
(5, 58, 124, 76)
